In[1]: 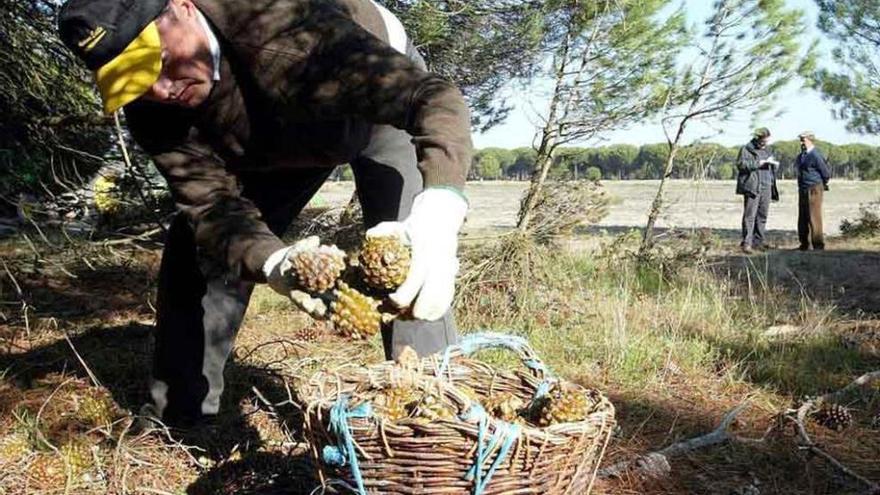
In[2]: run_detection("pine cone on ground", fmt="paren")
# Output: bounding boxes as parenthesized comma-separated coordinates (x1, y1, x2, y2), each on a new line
(61, 441, 92, 477)
(0, 433, 30, 463)
(536, 387, 598, 426)
(28, 454, 66, 487)
(76, 392, 115, 428)
(812, 403, 853, 431)
(330, 282, 382, 339)
(482, 392, 525, 422)
(93, 175, 121, 216)
(293, 322, 327, 342)
(291, 245, 346, 293)
(359, 236, 411, 290)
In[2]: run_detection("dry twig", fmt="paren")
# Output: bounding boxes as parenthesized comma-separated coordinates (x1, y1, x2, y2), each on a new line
(598, 403, 749, 480)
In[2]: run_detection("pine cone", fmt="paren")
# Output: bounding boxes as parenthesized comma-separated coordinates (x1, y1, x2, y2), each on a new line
(330, 282, 382, 339)
(482, 392, 525, 422)
(76, 392, 115, 428)
(412, 390, 456, 422)
(537, 387, 597, 426)
(28, 454, 66, 488)
(291, 245, 346, 293)
(0, 433, 30, 463)
(377, 386, 418, 422)
(293, 322, 327, 342)
(359, 236, 411, 290)
(812, 403, 852, 432)
(61, 441, 92, 477)
(93, 175, 121, 216)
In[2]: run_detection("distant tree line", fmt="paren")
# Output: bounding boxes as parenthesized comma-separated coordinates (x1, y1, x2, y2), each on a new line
(470, 141, 880, 181)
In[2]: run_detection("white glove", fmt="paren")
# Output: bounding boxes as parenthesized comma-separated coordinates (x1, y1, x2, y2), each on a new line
(262, 236, 328, 317)
(366, 188, 468, 321)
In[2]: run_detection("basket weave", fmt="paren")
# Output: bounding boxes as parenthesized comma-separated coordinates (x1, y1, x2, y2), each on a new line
(300, 333, 615, 495)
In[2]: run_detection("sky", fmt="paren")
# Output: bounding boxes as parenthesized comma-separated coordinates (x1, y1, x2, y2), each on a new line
(472, 0, 880, 150)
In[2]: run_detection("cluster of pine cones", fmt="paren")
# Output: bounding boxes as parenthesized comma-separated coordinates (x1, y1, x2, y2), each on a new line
(0, 390, 117, 488)
(372, 383, 600, 427)
(290, 235, 412, 340)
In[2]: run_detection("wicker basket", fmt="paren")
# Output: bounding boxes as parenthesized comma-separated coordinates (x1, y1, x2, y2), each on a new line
(300, 333, 615, 495)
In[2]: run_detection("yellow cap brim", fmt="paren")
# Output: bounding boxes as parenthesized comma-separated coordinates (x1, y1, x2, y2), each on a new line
(95, 22, 162, 114)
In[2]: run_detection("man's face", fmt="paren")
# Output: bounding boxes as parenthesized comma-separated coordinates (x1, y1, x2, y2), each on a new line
(800, 137, 813, 150)
(140, 0, 214, 108)
(756, 136, 769, 148)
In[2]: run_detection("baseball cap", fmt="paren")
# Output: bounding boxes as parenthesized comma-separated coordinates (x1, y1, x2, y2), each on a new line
(798, 131, 816, 140)
(753, 127, 771, 139)
(59, 0, 167, 114)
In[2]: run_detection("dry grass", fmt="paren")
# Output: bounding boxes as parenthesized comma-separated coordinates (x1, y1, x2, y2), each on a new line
(1, 224, 879, 494)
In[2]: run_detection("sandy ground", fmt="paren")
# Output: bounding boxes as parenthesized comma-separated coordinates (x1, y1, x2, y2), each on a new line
(313, 180, 880, 236)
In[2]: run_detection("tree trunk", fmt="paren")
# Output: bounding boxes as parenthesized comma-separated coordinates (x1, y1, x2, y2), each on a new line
(641, 144, 680, 251)
(516, 137, 556, 232)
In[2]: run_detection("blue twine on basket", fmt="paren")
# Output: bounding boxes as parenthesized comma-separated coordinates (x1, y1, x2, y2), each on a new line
(439, 332, 550, 377)
(460, 403, 522, 495)
(321, 395, 372, 495)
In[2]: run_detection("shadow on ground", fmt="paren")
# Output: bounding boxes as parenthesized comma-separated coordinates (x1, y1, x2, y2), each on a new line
(0, 323, 320, 494)
(712, 247, 880, 316)
(595, 390, 880, 495)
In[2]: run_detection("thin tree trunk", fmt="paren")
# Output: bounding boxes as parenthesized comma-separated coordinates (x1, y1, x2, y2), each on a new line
(517, 5, 605, 232)
(641, 130, 683, 250)
(517, 136, 556, 232)
(640, 4, 728, 252)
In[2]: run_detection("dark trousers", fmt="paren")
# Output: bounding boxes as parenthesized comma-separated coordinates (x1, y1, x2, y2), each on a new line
(741, 186, 771, 248)
(798, 184, 825, 250)
(150, 124, 458, 424)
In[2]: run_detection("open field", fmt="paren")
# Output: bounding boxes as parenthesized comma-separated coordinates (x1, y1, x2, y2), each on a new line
(315, 180, 880, 238)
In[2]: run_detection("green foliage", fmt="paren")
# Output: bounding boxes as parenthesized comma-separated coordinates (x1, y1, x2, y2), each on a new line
(716, 163, 735, 180)
(840, 201, 880, 238)
(537, 0, 688, 145)
(0, 0, 111, 210)
(382, 0, 545, 131)
(507, 147, 538, 179)
(812, 0, 880, 134)
(471, 139, 880, 181)
(652, 0, 813, 175)
(584, 166, 602, 181)
(472, 152, 502, 180)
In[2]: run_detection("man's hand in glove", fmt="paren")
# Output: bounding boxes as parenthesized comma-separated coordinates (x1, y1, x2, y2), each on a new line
(365, 188, 468, 321)
(262, 236, 328, 318)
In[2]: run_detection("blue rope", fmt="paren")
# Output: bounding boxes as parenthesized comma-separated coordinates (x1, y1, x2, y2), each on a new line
(321, 332, 553, 495)
(322, 395, 372, 495)
(439, 332, 551, 377)
(460, 404, 522, 495)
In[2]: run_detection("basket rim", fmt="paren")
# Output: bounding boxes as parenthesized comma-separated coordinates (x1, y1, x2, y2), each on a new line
(300, 356, 616, 441)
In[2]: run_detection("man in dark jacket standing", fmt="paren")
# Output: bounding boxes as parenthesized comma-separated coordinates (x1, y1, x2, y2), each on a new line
(736, 128, 779, 254)
(796, 131, 831, 250)
(58, 0, 472, 426)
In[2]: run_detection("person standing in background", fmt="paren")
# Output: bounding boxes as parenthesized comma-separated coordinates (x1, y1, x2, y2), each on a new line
(736, 127, 780, 254)
(796, 131, 831, 251)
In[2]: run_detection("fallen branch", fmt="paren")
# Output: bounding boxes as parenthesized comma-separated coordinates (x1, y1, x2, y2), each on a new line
(820, 371, 880, 404)
(2, 259, 32, 335)
(775, 370, 880, 494)
(599, 403, 748, 479)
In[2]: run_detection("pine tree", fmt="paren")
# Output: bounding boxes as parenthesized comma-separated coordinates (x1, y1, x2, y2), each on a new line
(812, 0, 880, 134)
